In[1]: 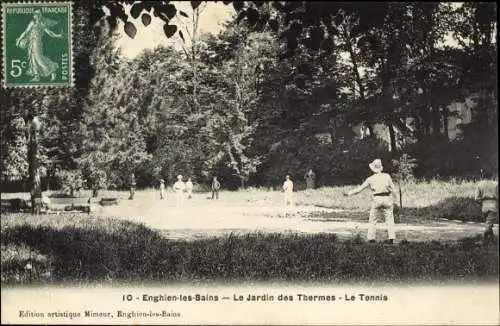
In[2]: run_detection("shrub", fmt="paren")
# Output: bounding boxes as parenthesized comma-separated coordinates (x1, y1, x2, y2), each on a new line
(55, 170, 84, 197)
(408, 133, 497, 180)
(258, 137, 391, 188)
(85, 169, 107, 196)
(392, 153, 418, 183)
(392, 153, 418, 208)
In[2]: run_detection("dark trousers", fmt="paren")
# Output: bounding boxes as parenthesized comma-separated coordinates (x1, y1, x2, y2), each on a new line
(484, 211, 498, 230)
(212, 190, 219, 199)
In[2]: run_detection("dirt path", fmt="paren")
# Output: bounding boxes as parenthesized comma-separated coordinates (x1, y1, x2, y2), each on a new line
(96, 193, 496, 243)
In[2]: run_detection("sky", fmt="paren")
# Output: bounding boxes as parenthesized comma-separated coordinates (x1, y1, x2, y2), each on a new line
(113, 2, 235, 59)
(112, 2, 467, 61)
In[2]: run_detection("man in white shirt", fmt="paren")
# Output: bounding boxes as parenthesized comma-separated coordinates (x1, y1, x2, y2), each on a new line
(173, 175, 185, 206)
(282, 175, 294, 217)
(159, 179, 166, 199)
(344, 159, 398, 244)
(283, 175, 294, 205)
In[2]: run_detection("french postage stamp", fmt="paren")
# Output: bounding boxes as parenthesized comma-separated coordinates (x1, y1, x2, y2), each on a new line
(2, 1, 73, 88)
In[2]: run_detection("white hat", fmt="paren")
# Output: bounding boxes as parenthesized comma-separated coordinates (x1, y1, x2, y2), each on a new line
(369, 159, 383, 173)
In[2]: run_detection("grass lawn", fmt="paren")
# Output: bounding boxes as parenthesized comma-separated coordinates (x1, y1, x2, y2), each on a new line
(1, 180, 497, 285)
(1, 213, 498, 285)
(295, 179, 488, 222)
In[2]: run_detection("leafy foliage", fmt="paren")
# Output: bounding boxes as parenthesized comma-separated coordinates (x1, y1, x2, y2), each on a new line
(76, 33, 152, 189)
(393, 154, 418, 183)
(1, 118, 28, 183)
(55, 170, 84, 197)
(0, 2, 497, 192)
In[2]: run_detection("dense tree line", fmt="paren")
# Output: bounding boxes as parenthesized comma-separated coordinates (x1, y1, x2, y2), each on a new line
(0, 2, 497, 193)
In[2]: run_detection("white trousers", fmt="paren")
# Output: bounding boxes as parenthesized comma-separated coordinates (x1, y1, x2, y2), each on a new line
(368, 196, 395, 240)
(175, 191, 184, 205)
(284, 192, 294, 206)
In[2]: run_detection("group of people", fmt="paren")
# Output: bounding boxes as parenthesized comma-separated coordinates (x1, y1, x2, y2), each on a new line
(159, 175, 221, 203)
(280, 159, 398, 243)
(282, 169, 316, 208)
(348, 159, 498, 245)
(159, 175, 193, 202)
(157, 160, 497, 244)
(283, 159, 498, 245)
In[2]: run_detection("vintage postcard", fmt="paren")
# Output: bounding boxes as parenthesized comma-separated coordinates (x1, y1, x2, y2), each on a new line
(2, 1, 73, 88)
(1, 1, 498, 325)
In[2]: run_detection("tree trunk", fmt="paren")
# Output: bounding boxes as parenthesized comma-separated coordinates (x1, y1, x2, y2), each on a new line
(344, 29, 365, 100)
(329, 129, 336, 150)
(399, 182, 403, 209)
(343, 26, 375, 139)
(387, 122, 397, 154)
(442, 106, 449, 140)
(420, 103, 430, 137)
(367, 124, 374, 138)
(414, 112, 423, 142)
(191, 6, 203, 111)
(27, 123, 42, 214)
(430, 106, 442, 136)
(240, 176, 245, 190)
(192, 49, 198, 109)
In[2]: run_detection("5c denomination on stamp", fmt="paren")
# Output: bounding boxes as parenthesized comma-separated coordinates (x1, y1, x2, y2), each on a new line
(2, 1, 73, 88)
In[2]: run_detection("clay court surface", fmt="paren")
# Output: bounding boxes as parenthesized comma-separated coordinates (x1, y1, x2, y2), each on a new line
(86, 191, 496, 243)
(3, 190, 496, 243)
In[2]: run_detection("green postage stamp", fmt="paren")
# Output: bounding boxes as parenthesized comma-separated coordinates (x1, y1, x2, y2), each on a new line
(2, 2, 73, 88)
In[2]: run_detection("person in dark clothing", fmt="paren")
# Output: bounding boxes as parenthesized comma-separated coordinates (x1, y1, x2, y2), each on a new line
(304, 169, 316, 189)
(475, 176, 498, 243)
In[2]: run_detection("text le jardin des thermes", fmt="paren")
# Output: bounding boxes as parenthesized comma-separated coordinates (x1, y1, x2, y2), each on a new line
(127, 292, 389, 302)
(17, 292, 389, 320)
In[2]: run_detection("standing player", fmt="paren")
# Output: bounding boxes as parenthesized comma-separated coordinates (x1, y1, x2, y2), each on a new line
(173, 175, 185, 206)
(283, 175, 294, 217)
(129, 173, 136, 200)
(304, 169, 316, 189)
(211, 176, 220, 200)
(344, 159, 398, 244)
(159, 179, 165, 200)
(186, 177, 194, 199)
(475, 175, 498, 243)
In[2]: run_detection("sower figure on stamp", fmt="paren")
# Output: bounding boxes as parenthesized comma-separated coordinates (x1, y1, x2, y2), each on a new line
(16, 9, 63, 82)
(344, 159, 398, 244)
(159, 179, 165, 200)
(475, 174, 498, 244)
(304, 169, 316, 189)
(211, 176, 220, 200)
(282, 175, 294, 217)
